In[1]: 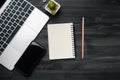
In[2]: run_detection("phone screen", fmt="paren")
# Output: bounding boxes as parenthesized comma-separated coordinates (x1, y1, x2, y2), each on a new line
(15, 42, 46, 76)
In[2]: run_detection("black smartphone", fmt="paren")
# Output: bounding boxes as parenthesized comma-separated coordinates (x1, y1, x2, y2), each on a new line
(15, 41, 46, 76)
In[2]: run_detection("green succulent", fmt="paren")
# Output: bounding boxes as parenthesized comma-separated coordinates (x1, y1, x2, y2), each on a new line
(48, 0, 56, 10)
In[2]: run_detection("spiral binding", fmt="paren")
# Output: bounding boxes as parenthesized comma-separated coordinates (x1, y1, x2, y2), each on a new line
(70, 24, 75, 57)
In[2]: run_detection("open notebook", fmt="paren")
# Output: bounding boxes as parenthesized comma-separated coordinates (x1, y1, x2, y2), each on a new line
(47, 23, 75, 60)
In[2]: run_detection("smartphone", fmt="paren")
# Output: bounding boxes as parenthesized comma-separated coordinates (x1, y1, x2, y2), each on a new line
(15, 41, 46, 76)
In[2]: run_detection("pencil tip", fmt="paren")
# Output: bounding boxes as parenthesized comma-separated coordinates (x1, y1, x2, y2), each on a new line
(82, 56, 84, 59)
(82, 17, 84, 20)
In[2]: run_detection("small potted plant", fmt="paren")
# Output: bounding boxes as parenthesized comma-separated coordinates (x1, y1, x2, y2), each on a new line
(45, 0, 61, 15)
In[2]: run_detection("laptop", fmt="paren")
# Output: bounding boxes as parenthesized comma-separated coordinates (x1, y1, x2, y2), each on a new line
(0, 0, 49, 70)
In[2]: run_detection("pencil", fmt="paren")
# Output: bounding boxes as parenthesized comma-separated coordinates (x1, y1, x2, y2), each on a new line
(82, 17, 85, 60)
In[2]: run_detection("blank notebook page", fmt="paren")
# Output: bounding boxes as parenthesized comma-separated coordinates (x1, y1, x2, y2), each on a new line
(47, 23, 75, 60)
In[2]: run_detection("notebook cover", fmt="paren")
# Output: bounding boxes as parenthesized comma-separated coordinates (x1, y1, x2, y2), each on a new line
(47, 23, 75, 60)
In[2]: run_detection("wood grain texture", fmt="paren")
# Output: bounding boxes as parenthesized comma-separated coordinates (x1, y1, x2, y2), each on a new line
(1, 0, 120, 80)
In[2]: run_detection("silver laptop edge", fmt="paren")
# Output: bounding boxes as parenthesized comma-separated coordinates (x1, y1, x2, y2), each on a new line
(0, 0, 49, 70)
(0, 0, 11, 15)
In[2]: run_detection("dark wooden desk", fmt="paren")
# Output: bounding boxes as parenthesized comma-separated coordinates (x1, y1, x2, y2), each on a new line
(1, 0, 120, 80)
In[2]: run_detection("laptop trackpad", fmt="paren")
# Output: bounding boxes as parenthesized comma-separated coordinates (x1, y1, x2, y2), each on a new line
(9, 24, 37, 53)
(25, 8, 49, 33)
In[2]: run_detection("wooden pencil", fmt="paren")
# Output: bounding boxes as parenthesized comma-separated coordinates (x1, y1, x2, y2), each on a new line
(82, 17, 85, 60)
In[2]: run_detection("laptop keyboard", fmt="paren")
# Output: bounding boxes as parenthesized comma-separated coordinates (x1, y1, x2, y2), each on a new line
(0, 0, 35, 55)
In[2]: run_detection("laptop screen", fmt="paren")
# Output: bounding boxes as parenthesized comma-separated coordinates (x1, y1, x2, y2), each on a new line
(0, 0, 6, 8)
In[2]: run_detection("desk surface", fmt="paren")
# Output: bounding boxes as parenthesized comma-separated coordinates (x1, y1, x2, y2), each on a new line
(1, 0, 120, 80)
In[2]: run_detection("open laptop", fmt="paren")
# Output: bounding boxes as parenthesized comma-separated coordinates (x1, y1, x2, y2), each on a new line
(0, 0, 49, 70)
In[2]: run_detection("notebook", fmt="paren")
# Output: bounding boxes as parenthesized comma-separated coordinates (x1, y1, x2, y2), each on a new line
(47, 23, 75, 60)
